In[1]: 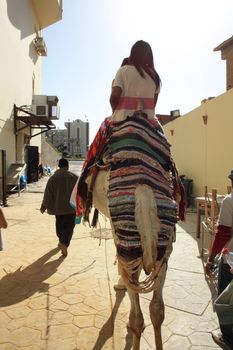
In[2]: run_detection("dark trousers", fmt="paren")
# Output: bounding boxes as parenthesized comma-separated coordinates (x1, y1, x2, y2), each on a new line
(55, 214, 76, 247)
(218, 258, 233, 348)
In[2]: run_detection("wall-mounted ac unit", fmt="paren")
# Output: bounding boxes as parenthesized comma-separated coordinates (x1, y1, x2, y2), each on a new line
(31, 95, 60, 119)
(31, 104, 48, 117)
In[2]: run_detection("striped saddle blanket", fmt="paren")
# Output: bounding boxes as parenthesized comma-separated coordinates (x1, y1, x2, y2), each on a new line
(108, 115, 178, 260)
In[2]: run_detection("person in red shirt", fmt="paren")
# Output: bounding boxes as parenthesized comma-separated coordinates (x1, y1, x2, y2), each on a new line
(205, 170, 233, 350)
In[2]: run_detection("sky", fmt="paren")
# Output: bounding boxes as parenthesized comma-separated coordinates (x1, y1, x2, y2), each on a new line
(42, 0, 233, 142)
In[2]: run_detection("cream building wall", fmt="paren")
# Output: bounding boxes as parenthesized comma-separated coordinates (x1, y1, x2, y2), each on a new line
(164, 88, 233, 196)
(0, 0, 42, 167)
(0, 0, 62, 175)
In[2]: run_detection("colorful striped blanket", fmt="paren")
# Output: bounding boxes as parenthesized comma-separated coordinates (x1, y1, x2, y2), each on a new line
(108, 115, 178, 261)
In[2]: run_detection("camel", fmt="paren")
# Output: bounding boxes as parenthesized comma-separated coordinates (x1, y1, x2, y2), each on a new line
(80, 115, 183, 350)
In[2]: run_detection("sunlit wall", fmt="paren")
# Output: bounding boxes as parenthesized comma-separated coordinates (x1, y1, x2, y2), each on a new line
(164, 88, 233, 196)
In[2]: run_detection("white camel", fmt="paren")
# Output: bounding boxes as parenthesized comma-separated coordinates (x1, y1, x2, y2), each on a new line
(86, 168, 174, 350)
(79, 114, 182, 350)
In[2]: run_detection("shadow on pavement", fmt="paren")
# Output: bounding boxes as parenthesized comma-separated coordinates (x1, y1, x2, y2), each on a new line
(204, 271, 219, 303)
(0, 247, 64, 307)
(92, 289, 133, 350)
(124, 326, 133, 350)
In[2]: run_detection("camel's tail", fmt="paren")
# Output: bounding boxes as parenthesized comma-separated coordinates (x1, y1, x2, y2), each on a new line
(135, 184, 160, 274)
(117, 184, 171, 293)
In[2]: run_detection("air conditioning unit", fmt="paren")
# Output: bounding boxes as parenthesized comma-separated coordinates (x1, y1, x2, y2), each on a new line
(31, 104, 48, 117)
(31, 95, 59, 119)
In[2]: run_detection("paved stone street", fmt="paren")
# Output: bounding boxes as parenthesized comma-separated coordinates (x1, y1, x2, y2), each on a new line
(0, 166, 220, 349)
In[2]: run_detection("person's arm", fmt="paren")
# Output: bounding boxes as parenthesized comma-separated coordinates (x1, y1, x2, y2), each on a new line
(40, 178, 53, 213)
(205, 197, 232, 274)
(154, 93, 159, 108)
(110, 86, 122, 112)
(154, 82, 160, 108)
(205, 224, 231, 275)
(110, 68, 123, 112)
(208, 225, 231, 261)
(0, 208, 8, 229)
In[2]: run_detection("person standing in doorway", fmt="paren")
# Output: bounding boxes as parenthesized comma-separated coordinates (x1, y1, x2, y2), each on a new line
(40, 158, 78, 257)
(205, 169, 233, 350)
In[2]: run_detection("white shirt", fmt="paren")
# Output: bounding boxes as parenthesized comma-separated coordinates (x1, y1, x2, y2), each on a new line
(111, 65, 160, 123)
(218, 191, 233, 255)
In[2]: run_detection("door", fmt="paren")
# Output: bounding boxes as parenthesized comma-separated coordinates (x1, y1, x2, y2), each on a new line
(25, 145, 39, 183)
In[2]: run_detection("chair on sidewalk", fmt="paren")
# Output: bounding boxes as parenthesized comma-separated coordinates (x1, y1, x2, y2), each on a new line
(200, 187, 219, 257)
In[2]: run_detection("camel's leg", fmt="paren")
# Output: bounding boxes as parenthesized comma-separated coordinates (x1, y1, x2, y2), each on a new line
(127, 286, 145, 350)
(149, 263, 167, 350)
(89, 169, 111, 218)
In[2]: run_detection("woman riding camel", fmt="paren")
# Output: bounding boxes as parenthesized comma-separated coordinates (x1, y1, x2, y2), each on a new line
(79, 41, 162, 180)
(76, 40, 185, 223)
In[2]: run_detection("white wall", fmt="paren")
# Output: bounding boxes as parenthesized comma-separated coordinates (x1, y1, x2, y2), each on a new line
(0, 0, 42, 168)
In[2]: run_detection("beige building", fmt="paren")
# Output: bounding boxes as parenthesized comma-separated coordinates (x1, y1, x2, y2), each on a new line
(65, 119, 89, 158)
(0, 0, 62, 203)
(164, 36, 233, 197)
(45, 118, 89, 159)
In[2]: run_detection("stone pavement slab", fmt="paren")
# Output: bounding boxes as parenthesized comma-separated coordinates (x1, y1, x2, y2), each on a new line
(0, 177, 220, 349)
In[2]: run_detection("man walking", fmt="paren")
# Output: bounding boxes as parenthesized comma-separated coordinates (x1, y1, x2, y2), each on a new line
(205, 169, 233, 350)
(40, 158, 78, 257)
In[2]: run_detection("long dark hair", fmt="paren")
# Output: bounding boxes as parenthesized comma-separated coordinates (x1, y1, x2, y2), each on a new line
(129, 40, 161, 88)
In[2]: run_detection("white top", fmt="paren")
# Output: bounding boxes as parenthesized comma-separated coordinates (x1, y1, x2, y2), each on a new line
(111, 65, 160, 123)
(218, 191, 233, 258)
